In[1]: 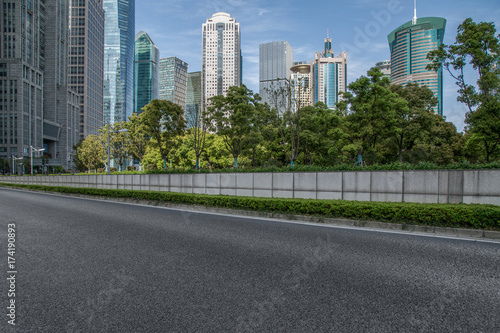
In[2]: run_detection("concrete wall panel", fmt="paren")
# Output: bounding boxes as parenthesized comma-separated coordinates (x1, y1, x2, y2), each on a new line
(294, 173, 316, 192)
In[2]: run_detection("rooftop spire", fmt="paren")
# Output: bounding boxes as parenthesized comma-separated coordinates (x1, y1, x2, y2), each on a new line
(412, 0, 417, 25)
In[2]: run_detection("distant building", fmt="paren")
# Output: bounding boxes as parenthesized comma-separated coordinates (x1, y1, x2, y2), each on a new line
(202, 12, 242, 110)
(375, 60, 391, 80)
(133, 31, 159, 114)
(290, 62, 312, 112)
(388, 17, 446, 115)
(103, 0, 135, 124)
(0, 0, 45, 166)
(259, 41, 293, 105)
(69, 0, 105, 139)
(185, 72, 202, 128)
(158, 57, 188, 109)
(311, 34, 347, 109)
(44, 0, 81, 169)
(0, 0, 81, 171)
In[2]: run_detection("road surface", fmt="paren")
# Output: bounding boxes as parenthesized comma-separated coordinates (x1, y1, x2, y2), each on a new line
(1, 187, 499, 332)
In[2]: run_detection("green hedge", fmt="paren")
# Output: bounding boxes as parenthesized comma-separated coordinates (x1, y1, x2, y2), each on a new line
(1, 183, 499, 231)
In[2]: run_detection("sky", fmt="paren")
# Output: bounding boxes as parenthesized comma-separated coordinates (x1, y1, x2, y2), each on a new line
(135, 0, 500, 132)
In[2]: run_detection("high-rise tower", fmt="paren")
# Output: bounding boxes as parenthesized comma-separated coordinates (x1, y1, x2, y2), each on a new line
(202, 12, 242, 109)
(133, 31, 159, 114)
(388, 15, 446, 115)
(103, 0, 135, 124)
(259, 41, 293, 105)
(69, 0, 105, 139)
(311, 34, 347, 109)
(158, 57, 188, 109)
(0, 0, 45, 167)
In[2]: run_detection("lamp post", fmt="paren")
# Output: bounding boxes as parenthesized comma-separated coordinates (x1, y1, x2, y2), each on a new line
(107, 126, 128, 175)
(11, 155, 23, 175)
(30, 146, 45, 175)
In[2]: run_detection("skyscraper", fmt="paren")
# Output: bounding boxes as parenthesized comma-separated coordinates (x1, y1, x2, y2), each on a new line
(202, 12, 242, 109)
(375, 60, 391, 80)
(185, 71, 202, 128)
(133, 31, 159, 114)
(388, 17, 446, 115)
(0, 0, 45, 167)
(259, 41, 293, 105)
(290, 62, 312, 112)
(158, 57, 188, 109)
(69, 0, 105, 139)
(311, 34, 347, 109)
(103, 0, 135, 124)
(44, 0, 81, 170)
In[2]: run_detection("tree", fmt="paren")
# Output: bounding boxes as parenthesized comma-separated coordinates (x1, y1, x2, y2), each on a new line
(337, 67, 406, 165)
(411, 114, 464, 165)
(100, 121, 130, 171)
(140, 99, 186, 170)
(185, 104, 207, 170)
(427, 18, 500, 162)
(389, 83, 438, 162)
(205, 85, 259, 168)
(299, 102, 345, 165)
(266, 79, 305, 166)
(76, 135, 105, 173)
(125, 113, 149, 169)
(72, 139, 87, 172)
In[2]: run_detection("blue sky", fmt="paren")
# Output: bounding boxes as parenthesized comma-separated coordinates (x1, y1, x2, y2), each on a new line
(136, 0, 500, 132)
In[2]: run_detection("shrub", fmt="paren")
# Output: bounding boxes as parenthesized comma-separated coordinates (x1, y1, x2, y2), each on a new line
(1, 182, 498, 231)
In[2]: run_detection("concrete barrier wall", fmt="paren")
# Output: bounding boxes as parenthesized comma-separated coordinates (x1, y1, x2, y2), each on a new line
(1, 170, 499, 205)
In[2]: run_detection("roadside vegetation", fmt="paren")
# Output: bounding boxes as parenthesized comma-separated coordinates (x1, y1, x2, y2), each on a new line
(1, 182, 499, 231)
(1, 19, 498, 176)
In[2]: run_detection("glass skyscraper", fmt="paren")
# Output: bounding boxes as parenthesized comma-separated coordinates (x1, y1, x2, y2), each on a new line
(185, 71, 202, 128)
(312, 34, 347, 110)
(134, 31, 159, 114)
(259, 41, 293, 105)
(388, 17, 446, 115)
(103, 0, 135, 124)
(158, 57, 188, 109)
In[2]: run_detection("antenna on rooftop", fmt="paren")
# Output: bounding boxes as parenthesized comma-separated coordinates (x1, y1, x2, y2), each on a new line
(412, 0, 417, 25)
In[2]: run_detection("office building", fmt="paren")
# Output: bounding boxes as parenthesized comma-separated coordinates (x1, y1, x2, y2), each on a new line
(311, 34, 347, 109)
(290, 62, 312, 112)
(185, 71, 202, 128)
(202, 12, 242, 109)
(0, 0, 82, 171)
(375, 60, 391, 80)
(388, 17, 446, 115)
(103, 0, 135, 124)
(44, 0, 81, 169)
(158, 57, 188, 109)
(134, 31, 159, 114)
(0, 0, 44, 166)
(69, 0, 105, 139)
(259, 41, 293, 105)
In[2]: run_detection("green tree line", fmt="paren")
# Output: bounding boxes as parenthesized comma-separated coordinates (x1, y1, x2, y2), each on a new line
(73, 18, 500, 173)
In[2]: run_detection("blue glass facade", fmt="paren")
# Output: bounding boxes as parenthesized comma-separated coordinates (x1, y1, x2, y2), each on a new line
(388, 17, 446, 115)
(103, 0, 135, 124)
(134, 31, 159, 114)
(312, 35, 347, 110)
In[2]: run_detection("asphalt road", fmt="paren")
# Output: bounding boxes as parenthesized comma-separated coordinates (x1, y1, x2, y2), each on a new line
(1, 187, 499, 332)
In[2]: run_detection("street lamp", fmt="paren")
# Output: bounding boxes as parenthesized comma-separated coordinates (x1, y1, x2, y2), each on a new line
(11, 155, 23, 175)
(107, 126, 128, 175)
(30, 146, 45, 175)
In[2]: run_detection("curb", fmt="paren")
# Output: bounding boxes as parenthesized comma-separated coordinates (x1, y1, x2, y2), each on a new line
(25, 189, 500, 242)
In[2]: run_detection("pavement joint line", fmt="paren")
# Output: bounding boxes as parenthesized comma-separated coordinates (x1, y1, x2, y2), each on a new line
(2, 186, 500, 244)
